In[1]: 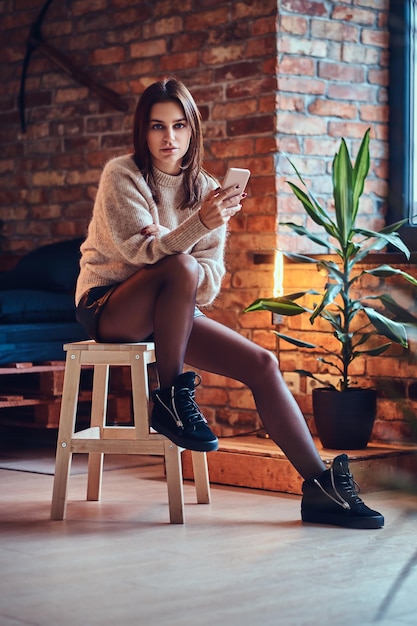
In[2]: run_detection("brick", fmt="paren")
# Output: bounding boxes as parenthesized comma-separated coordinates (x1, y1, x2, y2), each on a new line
(161, 51, 200, 71)
(227, 115, 273, 136)
(143, 17, 183, 38)
(152, 0, 193, 16)
(277, 112, 327, 135)
(327, 83, 376, 101)
(247, 215, 277, 232)
(280, 36, 328, 58)
(130, 39, 166, 58)
(278, 76, 325, 95)
(328, 121, 374, 139)
(210, 138, 255, 159)
(233, 0, 277, 19)
(280, 15, 309, 36)
(362, 29, 389, 48)
(32, 171, 66, 187)
(342, 43, 379, 65)
(212, 99, 258, 121)
(202, 44, 245, 66)
(308, 99, 357, 119)
(226, 76, 277, 98)
(232, 269, 275, 289)
(368, 68, 389, 86)
(185, 8, 229, 31)
(171, 32, 207, 53)
(279, 55, 315, 76)
(90, 47, 125, 65)
(281, 0, 327, 17)
(318, 61, 365, 83)
(360, 104, 389, 122)
(311, 19, 358, 42)
(246, 35, 277, 58)
(213, 61, 262, 83)
(331, 6, 376, 26)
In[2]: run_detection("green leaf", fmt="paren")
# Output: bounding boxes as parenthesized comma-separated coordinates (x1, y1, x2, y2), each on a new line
(354, 228, 410, 258)
(364, 265, 417, 287)
(310, 283, 342, 323)
(243, 297, 308, 316)
(352, 128, 370, 222)
(296, 370, 338, 390)
(283, 252, 317, 264)
(378, 219, 408, 234)
(333, 138, 353, 244)
(286, 182, 332, 230)
(280, 222, 339, 252)
(272, 331, 317, 349)
(366, 293, 417, 323)
(354, 343, 392, 357)
(363, 307, 408, 347)
(286, 158, 333, 226)
(353, 332, 375, 347)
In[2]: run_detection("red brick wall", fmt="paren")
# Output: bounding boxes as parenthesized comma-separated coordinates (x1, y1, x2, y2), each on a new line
(2, 0, 415, 445)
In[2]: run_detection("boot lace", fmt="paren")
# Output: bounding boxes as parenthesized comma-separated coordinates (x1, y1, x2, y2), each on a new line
(314, 466, 362, 510)
(172, 374, 207, 428)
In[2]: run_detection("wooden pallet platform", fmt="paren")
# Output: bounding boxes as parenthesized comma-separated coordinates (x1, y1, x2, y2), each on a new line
(182, 435, 417, 495)
(0, 361, 135, 429)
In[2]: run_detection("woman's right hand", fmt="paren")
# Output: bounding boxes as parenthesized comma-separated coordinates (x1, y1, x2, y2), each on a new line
(199, 186, 246, 230)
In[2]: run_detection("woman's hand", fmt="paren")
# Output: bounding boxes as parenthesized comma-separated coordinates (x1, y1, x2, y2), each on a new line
(199, 186, 246, 230)
(141, 223, 162, 237)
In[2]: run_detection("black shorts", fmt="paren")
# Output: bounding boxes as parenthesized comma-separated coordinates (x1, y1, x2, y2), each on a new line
(76, 284, 205, 342)
(76, 284, 119, 342)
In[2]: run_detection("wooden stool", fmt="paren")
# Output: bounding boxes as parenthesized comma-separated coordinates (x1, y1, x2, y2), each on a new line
(50, 340, 211, 523)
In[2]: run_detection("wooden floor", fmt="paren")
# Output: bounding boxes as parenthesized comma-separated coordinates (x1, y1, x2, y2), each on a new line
(0, 440, 417, 626)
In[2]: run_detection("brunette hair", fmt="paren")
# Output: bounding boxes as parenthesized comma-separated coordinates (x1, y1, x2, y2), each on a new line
(133, 78, 205, 210)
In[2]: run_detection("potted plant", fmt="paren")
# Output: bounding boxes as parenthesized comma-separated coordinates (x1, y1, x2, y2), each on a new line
(244, 128, 417, 449)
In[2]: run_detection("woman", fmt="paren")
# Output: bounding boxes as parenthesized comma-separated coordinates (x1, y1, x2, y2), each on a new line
(75, 78, 383, 529)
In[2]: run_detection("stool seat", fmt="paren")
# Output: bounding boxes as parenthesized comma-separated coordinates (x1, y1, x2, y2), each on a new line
(50, 340, 211, 523)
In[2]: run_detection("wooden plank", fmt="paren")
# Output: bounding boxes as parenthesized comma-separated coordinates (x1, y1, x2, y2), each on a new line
(182, 437, 417, 495)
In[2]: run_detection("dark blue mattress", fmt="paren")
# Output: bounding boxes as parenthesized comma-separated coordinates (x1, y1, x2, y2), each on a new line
(0, 322, 89, 365)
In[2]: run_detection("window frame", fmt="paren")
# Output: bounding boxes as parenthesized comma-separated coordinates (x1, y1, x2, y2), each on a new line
(388, 0, 417, 250)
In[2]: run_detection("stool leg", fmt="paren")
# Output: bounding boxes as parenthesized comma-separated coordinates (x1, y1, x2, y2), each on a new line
(130, 352, 151, 439)
(51, 351, 81, 520)
(191, 451, 211, 504)
(87, 364, 109, 501)
(164, 440, 185, 524)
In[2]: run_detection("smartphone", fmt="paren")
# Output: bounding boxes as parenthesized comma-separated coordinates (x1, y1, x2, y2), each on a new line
(222, 167, 251, 193)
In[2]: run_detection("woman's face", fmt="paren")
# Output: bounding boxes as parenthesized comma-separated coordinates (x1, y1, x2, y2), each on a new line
(146, 100, 192, 175)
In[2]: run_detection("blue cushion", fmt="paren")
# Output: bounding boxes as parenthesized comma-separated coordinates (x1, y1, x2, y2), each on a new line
(0, 238, 83, 292)
(0, 290, 76, 323)
(0, 322, 89, 364)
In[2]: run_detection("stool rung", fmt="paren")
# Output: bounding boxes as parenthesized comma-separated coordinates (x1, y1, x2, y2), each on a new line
(71, 437, 166, 455)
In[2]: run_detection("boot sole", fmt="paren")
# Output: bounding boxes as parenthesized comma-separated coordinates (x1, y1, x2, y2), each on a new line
(301, 510, 384, 529)
(151, 421, 219, 452)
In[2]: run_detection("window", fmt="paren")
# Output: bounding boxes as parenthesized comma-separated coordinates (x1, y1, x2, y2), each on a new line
(388, 0, 417, 250)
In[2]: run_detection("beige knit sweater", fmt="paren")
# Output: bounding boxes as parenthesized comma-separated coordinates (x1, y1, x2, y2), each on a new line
(75, 154, 226, 307)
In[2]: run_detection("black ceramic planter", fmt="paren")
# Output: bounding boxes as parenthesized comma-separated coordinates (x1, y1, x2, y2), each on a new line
(312, 387, 377, 450)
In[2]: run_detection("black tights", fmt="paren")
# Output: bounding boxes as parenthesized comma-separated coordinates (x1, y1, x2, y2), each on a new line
(97, 254, 326, 480)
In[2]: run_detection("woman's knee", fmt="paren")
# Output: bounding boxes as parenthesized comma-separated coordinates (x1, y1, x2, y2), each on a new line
(162, 253, 199, 282)
(248, 346, 281, 382)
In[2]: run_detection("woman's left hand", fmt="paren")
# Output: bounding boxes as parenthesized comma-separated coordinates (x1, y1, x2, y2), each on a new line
(141, 223, 162, 237)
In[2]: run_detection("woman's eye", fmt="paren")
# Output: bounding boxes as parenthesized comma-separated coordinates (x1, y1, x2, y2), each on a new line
(174, 123, 185, 129)
(151, 123, 163, 130)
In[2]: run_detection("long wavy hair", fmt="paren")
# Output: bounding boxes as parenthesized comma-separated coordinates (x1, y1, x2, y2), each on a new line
(133, 78, 205, 210)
